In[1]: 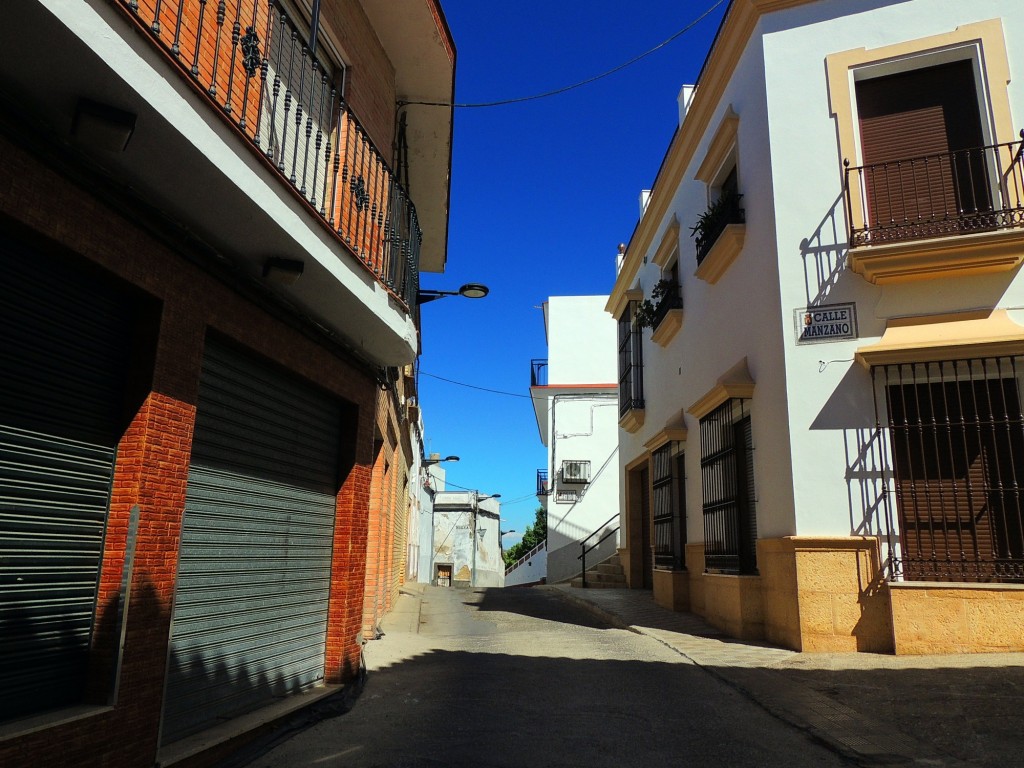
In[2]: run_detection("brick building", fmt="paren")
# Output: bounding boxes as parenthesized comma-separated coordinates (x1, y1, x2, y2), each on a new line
(0, 0, 454, 764)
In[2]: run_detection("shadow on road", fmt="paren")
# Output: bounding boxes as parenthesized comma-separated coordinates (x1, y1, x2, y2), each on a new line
(460, 586, 613, 629)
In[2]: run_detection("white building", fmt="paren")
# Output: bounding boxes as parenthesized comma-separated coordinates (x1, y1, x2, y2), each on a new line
(609, 0, 1024, 653)
(430, 492, 504, 588)
(531, 296, 620, 583)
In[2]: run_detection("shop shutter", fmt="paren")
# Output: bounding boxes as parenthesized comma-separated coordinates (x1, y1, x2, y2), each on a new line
(0, 241, 135, 721)
(161, 337, 342, 744)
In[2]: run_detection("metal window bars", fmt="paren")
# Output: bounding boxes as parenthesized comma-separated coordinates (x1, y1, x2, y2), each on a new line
(873, 357, 1024, 583)
(652, 444, 684, 569)
(617, 302, 644, 417)
(699, 399, 756, 574)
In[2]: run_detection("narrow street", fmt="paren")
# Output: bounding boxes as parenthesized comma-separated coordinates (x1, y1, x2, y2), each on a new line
(242, 586, 847, 768)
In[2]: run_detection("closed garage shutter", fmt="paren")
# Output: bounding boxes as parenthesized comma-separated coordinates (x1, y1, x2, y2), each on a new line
(161, 337, 342, 744)
(0, 240, 137, 722)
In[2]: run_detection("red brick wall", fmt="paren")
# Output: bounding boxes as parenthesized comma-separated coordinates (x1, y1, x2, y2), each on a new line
(0, 131, 376, 766)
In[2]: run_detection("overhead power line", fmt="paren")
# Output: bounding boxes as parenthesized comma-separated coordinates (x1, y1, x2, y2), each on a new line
(400, 0, 727, 109)
(420, 370, 535, 399)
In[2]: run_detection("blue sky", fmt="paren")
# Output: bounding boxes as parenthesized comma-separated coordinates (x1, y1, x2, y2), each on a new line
(417, 1, 728, 544)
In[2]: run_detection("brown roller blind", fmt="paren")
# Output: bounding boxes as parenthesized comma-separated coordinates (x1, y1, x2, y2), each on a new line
(856, 60, 989, 229)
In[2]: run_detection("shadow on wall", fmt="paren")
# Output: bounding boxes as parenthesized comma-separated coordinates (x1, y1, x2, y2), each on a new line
(0, 574, 354, 755)
(809, 359, 897, 574)
(800, 193, 855, 307)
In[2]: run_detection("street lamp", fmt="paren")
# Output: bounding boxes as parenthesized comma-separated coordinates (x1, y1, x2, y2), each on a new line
(417, 283, 490, 304)
(423, 454, 459, 467)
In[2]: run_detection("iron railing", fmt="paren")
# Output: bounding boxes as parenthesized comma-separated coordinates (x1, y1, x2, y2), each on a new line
(844, 133, 1024, 248)
(650, 280, 683, 330)
(536, 469, 550, 499)
(531, 358, 548, 387)
(694, 195, 745, 265)
(505, 539, 545, 576)
(116, 0, 421, 307)
(874, 357, 1024, 583)
(700, 399, 756, 574)
(577, 513, 620, 588)
(617, 305, 644, 417)
(652, 444, 685, 570)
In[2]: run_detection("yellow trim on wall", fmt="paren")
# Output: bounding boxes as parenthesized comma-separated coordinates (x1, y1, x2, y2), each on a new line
(695, 108, 739, 184)
(651, 309, 684, 347)
(825, 19, 1014, 238)
(694, 223, 746, 284)
(652, 217, 681, 269)
(855, 309, 1024, 367)
(607, 0, 817, 316)
(608, 288, 643, 320)
(687, 357, 755, 419)
(643, 427, 689, 451)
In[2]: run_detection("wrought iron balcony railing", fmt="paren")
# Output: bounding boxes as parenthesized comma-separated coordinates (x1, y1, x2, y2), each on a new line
(115, 0, 421, 307)
(531, 358, 548, 387)
(844, 133, 1024, 248)
(536, 469, 550, 499)
(650, 280, 682, 330)
(694, 193, 744, 265)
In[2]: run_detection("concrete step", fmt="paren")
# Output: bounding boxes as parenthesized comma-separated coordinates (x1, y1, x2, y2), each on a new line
(569, 578, 624, 589)
(595, 563, 624, 576)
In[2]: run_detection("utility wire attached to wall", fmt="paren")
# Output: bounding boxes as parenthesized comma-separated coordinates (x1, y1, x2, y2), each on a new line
(399, 0, 727, 109)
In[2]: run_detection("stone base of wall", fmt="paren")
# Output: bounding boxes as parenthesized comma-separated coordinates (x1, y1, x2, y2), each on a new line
(652, 569, 689, 611)
(890, 582, 1024, 654)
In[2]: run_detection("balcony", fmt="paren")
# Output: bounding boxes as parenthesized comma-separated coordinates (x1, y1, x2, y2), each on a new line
(693, 192, 746, 285)
(648, 280, 683, 347)
(536, 469, 550, 500)
(531, 358, 548, 387)
(844, 135, 1024, 284)
(114, 0, 420, 306)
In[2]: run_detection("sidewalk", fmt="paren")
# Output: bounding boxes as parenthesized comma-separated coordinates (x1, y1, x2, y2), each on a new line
(548, 584, 1024, 767)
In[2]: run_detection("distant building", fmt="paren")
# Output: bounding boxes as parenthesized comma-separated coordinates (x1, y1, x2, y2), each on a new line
(430, 492, 504, 588)
(609, 0, 1024, 653)
(529, 296, 620, 584)
(0, 0, 454, 764)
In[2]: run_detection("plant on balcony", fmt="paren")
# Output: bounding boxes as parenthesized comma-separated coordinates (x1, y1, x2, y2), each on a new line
(635, 278, 679, 329)
(692, 189, 743, 263)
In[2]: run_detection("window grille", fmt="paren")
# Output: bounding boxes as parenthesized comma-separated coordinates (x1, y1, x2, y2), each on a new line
(652, 445, 686, 569)
(699, 399, 756, 574)
(874, 357, 1024, 583)
(618, 301, 644, 416)
(560, 459, 591, 484)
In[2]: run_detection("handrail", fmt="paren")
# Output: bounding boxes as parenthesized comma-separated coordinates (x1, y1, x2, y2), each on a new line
(505, 539, 546, 575)
(114, 0, 422, 307)
(576, 513, 620, 588)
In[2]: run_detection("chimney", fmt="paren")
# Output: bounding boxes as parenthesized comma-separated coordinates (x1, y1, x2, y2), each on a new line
(678, 84, 696, 126)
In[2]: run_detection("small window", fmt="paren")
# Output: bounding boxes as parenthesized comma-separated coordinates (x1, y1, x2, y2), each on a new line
(652, 444, 686, 569)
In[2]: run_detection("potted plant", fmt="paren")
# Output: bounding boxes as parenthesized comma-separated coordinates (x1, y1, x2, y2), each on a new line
(692, 188, 743, 261)
(634, 278, 678, 329)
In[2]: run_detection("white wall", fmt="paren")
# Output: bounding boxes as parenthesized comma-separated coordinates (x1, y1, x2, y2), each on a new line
(760, 0, 1024, 537)
(504, 542, 548, 587)
(547, 296, 618, 385)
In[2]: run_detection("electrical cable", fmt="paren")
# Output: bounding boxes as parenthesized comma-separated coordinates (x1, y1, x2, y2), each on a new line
(420, 370, 537, 399)
(400, 0, 727, 109)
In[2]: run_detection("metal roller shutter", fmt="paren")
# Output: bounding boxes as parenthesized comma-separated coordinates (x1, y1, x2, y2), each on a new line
(161, 338, 342, 744)
(0, 241, 135, 722)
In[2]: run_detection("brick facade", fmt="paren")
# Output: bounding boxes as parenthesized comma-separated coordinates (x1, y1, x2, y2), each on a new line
(0, 129, 377, 766)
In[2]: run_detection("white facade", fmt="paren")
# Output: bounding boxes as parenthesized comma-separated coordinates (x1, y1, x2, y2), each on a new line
(532, 296, 620, 583)
(430, 492, 504, 588)
(609, 0, 1024, 652)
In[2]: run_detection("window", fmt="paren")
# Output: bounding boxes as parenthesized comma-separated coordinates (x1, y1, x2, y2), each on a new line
(560, 460, 591, 484)
(827, 20, 1024, 282)
(617, 300, 644, 418)
(876, 358, 1024, 583)
(699, 399, 756, 574)
(851, 59, 994, 245)
(652, 444, 686, 569)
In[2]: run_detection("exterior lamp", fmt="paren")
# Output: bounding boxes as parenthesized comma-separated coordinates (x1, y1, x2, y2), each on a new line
(417, 283, 490, 304)
(423, 454, 459, 467)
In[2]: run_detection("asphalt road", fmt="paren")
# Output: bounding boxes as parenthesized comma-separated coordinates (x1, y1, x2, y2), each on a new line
(242, 585, 849, 768)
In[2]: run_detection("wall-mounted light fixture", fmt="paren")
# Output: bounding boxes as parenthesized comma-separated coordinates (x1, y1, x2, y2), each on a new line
(263, 257, 304, 285)
(72, 98, 137, 152)
(423, 454, 459, 467)
(417, 283, 489, 304)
